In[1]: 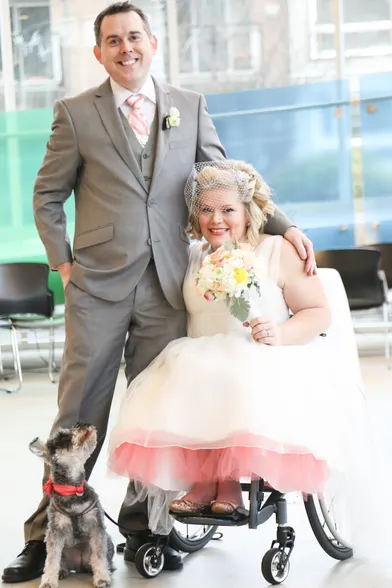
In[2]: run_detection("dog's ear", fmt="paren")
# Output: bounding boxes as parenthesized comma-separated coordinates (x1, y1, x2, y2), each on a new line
(74, 425, 97, 448)
(29, 437, 48, 459)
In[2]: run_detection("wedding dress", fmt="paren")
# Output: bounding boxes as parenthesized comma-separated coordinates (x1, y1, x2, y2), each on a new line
(108, 236, 392, 567)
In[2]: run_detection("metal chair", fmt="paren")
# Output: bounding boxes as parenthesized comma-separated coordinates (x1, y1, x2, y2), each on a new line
(315, 248, 391, 363)
(366, 243, 392, 303)
(0, 263, 55, 393)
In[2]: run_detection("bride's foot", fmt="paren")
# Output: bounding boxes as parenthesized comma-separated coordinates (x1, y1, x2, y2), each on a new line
(170, 482, 217, 514)
(211, 480, 244, 514)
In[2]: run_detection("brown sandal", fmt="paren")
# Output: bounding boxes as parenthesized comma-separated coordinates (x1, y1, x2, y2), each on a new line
(169, 499, 211, 514)
(210, 500, 241, 515)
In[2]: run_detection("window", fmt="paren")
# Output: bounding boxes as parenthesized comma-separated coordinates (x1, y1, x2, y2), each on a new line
(316, 0, 391, 24)
(177, 0, 261, 76)
(6, 1, 63, 109)
(11, 5, 54, 82)
(310, 0, 392, 58)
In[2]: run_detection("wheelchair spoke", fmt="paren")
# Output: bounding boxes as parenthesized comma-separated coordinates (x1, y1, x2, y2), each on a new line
(174, 522, 213, 542)
(319, 495, 352, 548)
(304, 493, 353, 560)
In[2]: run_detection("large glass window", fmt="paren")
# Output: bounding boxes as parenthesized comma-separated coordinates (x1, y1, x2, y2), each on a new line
(316, 0, 391, 24)
(11, 5, 54, 81)
(177, 0, 261, 77)
(311, 0, 392, 58)
(6, 0, 63, 110)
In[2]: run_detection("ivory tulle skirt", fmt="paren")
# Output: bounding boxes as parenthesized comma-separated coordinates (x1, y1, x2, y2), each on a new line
(108, 332, 359, 494)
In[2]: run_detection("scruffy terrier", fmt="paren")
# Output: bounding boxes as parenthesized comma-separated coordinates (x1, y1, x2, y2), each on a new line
(29, 423, 114, 588)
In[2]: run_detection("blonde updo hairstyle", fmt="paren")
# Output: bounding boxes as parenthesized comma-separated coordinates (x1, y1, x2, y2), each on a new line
(186, 161, 275, 247)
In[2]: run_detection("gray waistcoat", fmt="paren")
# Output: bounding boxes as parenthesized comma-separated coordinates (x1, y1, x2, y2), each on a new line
(119, 109, 158, 192)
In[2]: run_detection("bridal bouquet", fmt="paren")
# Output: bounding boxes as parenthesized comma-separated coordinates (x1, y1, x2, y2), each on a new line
(196, 242, 261, 322)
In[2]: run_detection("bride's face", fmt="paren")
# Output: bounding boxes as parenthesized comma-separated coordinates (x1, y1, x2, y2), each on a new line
(198, 189, 248, 249)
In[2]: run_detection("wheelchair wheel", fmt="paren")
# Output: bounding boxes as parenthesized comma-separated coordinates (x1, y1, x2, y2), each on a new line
(170, 522, 218, 553)
(134, 543, 164, 578)
(305, 494, 353, 560)
(261, 548, 290, 585)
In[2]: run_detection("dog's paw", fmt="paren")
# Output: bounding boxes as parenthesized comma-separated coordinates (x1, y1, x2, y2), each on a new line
(40, 581, 58, 588)
(58, 569, 68, 580)
(94, 576, 111, 588)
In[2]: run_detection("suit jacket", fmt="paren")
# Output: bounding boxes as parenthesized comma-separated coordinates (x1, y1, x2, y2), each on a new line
(33, 77, 293, 310)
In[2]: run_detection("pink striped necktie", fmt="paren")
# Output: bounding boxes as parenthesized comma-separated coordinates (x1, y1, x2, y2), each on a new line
(126, 94, 150, 145)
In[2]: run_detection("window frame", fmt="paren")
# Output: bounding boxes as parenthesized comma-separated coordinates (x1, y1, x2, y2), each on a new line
(179, 0, 261, 78)
(308, 0, 392, 59)
(10, 1, 62, 84)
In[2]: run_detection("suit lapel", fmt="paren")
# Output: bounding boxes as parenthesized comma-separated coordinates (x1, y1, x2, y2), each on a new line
(93, 78, 147, 193)
(149, 78, 171, 195)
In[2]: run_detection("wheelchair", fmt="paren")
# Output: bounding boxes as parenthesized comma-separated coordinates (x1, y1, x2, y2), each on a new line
(132, 269, 359, 582)
(133, 479, 353, 583)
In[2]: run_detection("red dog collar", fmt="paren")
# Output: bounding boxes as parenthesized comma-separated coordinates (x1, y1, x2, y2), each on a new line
(43, 476, 85, 497)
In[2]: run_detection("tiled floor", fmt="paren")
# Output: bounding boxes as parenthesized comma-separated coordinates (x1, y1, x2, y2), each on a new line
(1, 357, 392, 587)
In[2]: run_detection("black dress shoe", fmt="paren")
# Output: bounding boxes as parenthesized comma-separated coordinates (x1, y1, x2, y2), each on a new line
(2, 541, 47, 583)
(123, 534, 183, 571)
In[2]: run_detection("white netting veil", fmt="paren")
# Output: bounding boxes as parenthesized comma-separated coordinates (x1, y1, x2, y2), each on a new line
(184, 160, 259, 213)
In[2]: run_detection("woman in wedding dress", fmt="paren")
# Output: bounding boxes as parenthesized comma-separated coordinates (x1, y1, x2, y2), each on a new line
(108, 161, 392, 564)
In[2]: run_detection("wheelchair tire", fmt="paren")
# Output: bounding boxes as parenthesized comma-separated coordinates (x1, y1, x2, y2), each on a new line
(134, 543, 165, 578)
(261, 548, 290, 585)
(169, 524, 218, 553)
(304, 495, 353, 560)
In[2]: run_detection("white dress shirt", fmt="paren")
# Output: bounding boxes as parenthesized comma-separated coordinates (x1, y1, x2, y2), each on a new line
(110, 75, 157, 130)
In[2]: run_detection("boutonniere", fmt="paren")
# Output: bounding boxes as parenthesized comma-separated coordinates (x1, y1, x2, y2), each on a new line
(163, 107, 181, 130)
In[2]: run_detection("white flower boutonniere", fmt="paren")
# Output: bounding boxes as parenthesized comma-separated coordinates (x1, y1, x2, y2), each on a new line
(163, 107, 181, 130)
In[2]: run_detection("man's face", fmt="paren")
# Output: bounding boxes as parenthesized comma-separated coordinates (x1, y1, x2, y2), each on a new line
(93, 11, 157, 91)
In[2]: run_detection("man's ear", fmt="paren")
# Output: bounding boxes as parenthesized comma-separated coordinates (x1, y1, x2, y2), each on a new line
(93, 45, 102, 64)
(29, 437, 48, 459)
(151, 35, 158, 55)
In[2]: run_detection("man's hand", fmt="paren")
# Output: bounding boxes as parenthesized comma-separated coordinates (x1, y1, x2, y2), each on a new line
(57, 262, 73, 290)
(283, 227, 316, 276)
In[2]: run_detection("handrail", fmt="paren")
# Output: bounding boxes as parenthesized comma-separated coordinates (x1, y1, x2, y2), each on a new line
(210, 94, 392, 119)
(0, 94, 392, 136)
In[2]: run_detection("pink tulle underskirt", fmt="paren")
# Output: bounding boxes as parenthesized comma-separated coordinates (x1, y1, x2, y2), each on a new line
(109, 439, 330, 494)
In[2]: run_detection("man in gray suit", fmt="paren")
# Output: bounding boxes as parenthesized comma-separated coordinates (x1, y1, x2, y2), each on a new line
(2, 1, 316, 582)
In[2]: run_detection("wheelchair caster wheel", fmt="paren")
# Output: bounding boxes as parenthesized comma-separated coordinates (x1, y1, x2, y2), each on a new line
(135, 543, 165, 578)
(261, 548, 290, 585)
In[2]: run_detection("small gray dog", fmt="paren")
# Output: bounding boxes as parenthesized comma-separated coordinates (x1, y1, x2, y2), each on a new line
(29, 423, 114, 588)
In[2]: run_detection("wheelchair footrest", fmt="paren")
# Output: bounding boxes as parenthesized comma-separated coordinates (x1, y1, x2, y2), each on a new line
(170, 507, 250, 527)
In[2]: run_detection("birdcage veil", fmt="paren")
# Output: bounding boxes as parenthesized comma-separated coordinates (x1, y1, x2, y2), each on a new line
(184, 160, 258, 214)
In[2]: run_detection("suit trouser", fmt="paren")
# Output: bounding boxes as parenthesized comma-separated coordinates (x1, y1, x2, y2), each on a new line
(24, 262, 187, 541)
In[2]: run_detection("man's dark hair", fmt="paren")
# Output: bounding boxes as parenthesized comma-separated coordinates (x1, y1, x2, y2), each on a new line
(94, 2, 152, 46)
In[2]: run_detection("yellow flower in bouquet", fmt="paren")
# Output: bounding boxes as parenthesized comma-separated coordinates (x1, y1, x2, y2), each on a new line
(196, 241, 261, 322)
(233, 267, 249, 285)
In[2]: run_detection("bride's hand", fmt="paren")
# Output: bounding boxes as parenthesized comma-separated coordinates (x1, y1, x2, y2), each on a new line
(243, 316, 282, 345)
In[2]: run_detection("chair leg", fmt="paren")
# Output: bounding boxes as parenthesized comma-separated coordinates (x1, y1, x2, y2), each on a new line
(0, 326, 23, 393)
(383, 303, 391, 369)
(0, 344, 4, 377)
(48, 321, 58, 384)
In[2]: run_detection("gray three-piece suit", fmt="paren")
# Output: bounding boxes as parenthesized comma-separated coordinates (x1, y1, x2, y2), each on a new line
(27, 76, 292, 540)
